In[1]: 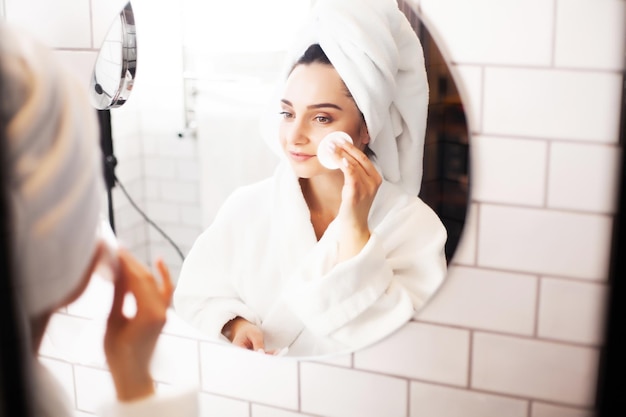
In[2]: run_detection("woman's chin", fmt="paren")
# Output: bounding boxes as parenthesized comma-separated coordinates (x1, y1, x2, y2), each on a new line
(288, 160, 317, 177)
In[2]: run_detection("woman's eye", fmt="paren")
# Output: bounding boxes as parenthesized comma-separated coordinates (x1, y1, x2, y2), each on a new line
(279, 111, 293, 119)
(315, 116, 331, 123)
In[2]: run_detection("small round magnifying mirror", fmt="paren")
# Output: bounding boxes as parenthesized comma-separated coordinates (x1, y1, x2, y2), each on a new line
(90, 2, 137, 110)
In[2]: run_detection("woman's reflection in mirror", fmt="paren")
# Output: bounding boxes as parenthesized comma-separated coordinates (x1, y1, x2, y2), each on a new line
(174, 0, 448, 358)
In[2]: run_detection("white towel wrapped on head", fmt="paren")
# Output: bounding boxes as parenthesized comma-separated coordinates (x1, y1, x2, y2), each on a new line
(265, 0, 428, 196)
(1, 24, 104, 317)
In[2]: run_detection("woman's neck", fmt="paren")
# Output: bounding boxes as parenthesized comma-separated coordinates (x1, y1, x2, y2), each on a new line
(301, 172, 343, 208)
(300, 173, 343, 239)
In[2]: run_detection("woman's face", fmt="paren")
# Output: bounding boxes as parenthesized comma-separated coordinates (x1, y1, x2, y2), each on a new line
(279, 62, 369, 178)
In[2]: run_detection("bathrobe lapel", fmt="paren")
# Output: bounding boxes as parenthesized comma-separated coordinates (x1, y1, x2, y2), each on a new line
(261, 163, 320, 351)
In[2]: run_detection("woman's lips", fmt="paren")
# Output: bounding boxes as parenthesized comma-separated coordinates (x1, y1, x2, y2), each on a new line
(289, 151, 315, 163)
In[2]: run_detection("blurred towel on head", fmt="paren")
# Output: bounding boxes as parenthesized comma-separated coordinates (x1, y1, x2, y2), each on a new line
(1, 23, 104, 317)
(262, 0, 428, 195)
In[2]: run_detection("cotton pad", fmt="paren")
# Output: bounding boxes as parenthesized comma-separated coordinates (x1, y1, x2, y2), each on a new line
(317, 131, 353, 169)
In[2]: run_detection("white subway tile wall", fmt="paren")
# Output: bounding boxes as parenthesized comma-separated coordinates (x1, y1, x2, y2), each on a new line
(472, 135, 548, 206)
(300, 363, 408, 417)
(2, 0, 623, 415)
(531, 402, 595, 417)
(354, 322, 470, 386)
(417, 266, 538, 335)
(537, 278, 608, 345)
(199, 393, 249, 417)
(409, 381, 528, 417)
(547, 143, 622, 214)
(482, 68, 622, 142)
(4, 0, 92, 48)
(199, 343, 300, 409)
(472, 333, 600, 406)
(554, 0, 626, 71)
(251, 405, 316, 417)
(478, 205, 613, 280)
(419, 0, 555, 66)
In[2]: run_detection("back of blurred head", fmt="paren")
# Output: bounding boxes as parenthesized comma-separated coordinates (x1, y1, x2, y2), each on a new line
(0, 23, 104, 321)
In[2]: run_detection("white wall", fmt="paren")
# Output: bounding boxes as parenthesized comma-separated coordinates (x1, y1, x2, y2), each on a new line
(2, 0, 624, 416)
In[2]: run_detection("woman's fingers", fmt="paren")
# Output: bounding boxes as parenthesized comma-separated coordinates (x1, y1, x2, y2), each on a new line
(335, 145, 383, 203)
(333, 141, 381, 241)
(117, 250, 170, 311)
(249, 332, 265, 351)
(336, 144, 381, 196)
(335, 141, 381, 180)
(104, 250, 174, 402)
(231, 322, 266, 352)
(232, 332, 263, 350)
(108, 251, 129, 322)
(155, 257, 174, 305)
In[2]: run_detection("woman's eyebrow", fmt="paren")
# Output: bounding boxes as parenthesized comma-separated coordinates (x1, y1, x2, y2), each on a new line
(280, 99, 343, 111)
(308, 103, 343, 111)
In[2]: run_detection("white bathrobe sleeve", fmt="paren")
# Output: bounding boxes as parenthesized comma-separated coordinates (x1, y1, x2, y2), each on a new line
(280, 181, 447, 349)
(173, 181, 273, 340)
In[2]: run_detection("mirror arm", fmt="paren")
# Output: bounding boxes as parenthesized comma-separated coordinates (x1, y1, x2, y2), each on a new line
(97, 109, 117, 233)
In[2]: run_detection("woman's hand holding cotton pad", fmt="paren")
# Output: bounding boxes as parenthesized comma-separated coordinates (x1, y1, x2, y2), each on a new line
(317, 131, 353, 169)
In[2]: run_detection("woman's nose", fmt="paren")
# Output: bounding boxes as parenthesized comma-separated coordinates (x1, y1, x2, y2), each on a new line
(284, 120, 309, 146)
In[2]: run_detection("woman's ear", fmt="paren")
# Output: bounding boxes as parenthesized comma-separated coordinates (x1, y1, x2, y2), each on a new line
(359, 121, 370, 146)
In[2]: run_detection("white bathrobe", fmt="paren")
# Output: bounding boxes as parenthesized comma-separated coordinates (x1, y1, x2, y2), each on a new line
(174, 162, 447, 357)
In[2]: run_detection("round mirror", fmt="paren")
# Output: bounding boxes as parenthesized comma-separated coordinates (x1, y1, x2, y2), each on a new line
(90, 2, 136, 110)
(168, 0, 471, 359)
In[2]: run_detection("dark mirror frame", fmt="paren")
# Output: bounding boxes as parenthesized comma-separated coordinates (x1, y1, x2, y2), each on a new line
(417, 22, 469, 262)
(399, 2, 470, 264)
(595, 71, 625, 416)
